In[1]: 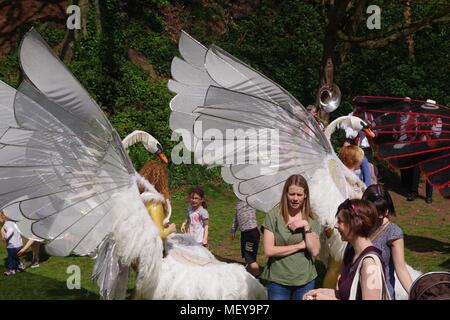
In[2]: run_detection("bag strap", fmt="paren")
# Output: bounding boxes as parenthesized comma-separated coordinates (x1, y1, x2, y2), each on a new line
(370, 221, 390, 242)
(349, 253, 392, 300)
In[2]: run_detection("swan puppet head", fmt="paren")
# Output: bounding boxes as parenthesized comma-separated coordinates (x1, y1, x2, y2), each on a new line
(122, 130, 169, 164)
(349, 116, 375, 139)
(324, 115, 375, 141)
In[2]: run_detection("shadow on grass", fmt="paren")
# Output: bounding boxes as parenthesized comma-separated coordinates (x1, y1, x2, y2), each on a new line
(404, 234, 450, 254)
(0, 271, 99, 300)
(439, 259, 450, 270)
(2, 246, 51, 269)
(378, 167, 410, 197)
(213, 253, 243, 265)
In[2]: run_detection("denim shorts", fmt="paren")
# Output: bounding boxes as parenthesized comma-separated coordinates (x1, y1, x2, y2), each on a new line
(240, 227, 260, 264)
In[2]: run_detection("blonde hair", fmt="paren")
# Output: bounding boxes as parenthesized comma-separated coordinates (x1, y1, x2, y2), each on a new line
(339, 145, 364, 169)
(139, 161, 170, 200)
(279, 175, 313, 224)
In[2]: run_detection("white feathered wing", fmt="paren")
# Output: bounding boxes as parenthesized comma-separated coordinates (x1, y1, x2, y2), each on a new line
(0, 29, 162, 299)
(169, 31, 366, 262)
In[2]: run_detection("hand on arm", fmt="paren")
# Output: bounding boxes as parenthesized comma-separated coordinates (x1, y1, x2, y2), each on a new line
(286, 220, 320, 257)
(286, 219, 308, 231)
(167, 223, 176, 234)
(263, 228, 305, 258)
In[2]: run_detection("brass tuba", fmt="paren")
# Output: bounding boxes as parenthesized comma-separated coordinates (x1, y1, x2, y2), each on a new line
(317, 58, 341, 113)
(317, 83, 341, 113)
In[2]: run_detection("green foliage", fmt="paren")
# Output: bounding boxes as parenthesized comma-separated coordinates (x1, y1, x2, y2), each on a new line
(0, 0, 448, 189)
(221, 0, 324, 104)
(0, 22, 64, 87)
(124, 22, 177, 76)
(0, 51, 20, 87)
(31, 22, 65, 48)
(335, 1, 450, 120)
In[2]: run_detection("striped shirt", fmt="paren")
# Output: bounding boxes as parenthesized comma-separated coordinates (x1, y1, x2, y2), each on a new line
(230, 201, 258, 234)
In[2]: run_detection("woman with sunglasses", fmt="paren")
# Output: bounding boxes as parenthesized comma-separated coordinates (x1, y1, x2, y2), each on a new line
(304, 199, 390, 300)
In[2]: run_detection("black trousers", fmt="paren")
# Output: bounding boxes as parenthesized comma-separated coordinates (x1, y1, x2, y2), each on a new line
(401, 166, 433, 198)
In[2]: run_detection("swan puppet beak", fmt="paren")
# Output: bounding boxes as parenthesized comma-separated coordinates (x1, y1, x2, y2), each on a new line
(363, 127, 375, 139)
(360, 121, 375, 138)
(154, 143, 169, 164)
(157, 151, 169, 164)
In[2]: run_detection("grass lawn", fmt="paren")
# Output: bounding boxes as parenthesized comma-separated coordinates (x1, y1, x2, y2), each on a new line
(1, 178, 448, 299)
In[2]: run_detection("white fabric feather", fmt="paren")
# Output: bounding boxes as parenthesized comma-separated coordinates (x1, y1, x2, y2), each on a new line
(111, 180, 163, 299)
(1, 28, 268, 300)
(154, 234, 267, 299)
(169, 33, 423, 298)
(134, 173, 172, 224)
(170, 33, 423, 298)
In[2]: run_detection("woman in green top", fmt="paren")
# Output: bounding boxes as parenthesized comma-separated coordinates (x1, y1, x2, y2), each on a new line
(261, 174, 321, 300)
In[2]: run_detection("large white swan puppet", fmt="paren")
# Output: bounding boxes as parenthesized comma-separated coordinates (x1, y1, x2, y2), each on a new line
(122, 131, 267, 300)
(0, 29, 265, 300)
(0, 28, 167, 299)
(168, 31, 421, 297)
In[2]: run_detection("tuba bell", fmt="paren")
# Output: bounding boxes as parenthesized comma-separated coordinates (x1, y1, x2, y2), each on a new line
(317, 58, 341, 113)
(317, 83, 341, 113)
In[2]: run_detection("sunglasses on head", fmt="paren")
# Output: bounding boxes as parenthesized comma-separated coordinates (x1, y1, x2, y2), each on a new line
(342, 199, 361, 219)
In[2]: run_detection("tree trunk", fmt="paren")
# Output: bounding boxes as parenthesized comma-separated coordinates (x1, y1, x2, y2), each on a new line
(59, 29, 75, 63)
(94, 0, 102, 34)
(79, 0, 89, 37)
(404, 0, 416, 62)
(58, 0, 77, 63)
(338, 0, 367, 64)
(317, 0, 350, 124)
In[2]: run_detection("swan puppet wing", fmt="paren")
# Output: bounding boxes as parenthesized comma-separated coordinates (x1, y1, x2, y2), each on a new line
(168, 31, 367, 264)
(0, 29, 163, 299)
